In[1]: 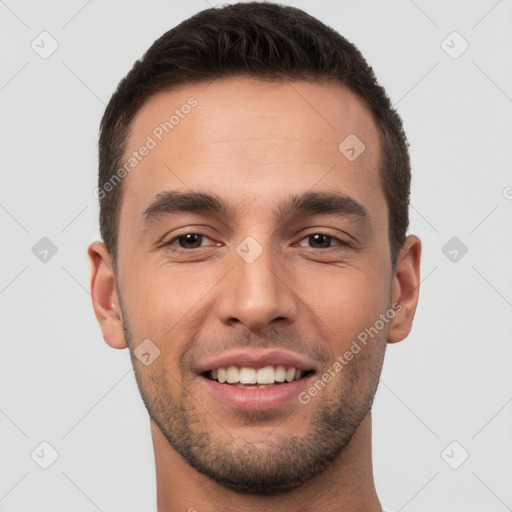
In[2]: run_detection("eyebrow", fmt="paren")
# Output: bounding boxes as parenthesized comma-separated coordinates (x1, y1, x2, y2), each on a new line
(141, 190, 370, 228)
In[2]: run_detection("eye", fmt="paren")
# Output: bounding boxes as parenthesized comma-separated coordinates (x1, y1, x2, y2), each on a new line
(298, 233, 349, 249)
(164, 233, 216, 250)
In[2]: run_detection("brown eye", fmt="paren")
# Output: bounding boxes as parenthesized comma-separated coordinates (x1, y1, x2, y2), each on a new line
(176, 233, 204, 249)
(307, 233, 332, 248)
(298, 233, 347, 249)
(164, 233, 215, 250)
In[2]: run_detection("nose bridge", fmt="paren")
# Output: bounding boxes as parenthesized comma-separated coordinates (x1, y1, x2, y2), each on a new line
(217, 234, 297, 331)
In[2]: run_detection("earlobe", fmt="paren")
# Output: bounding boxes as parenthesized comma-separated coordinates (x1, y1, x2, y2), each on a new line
(387, 235, 422, 344)
(88, 241, 128, 350)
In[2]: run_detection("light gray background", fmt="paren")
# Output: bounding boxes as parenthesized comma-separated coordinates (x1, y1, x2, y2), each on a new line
(1, 0, 511, 510)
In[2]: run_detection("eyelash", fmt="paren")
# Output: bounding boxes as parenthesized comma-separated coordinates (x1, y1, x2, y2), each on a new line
(162, 232, 352, 252)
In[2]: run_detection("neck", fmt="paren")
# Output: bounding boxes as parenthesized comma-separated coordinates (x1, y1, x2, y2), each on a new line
(152, 412, 381, 512)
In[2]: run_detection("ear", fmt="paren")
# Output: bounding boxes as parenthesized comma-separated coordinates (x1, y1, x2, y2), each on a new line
(88, 241, 128, 349)
(387, 235, 422, 344)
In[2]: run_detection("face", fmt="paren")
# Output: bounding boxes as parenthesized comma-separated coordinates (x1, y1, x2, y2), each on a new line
(99, 78, 409, 493)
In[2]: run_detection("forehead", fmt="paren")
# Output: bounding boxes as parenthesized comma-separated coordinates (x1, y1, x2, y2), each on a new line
(120, 78, 383, 223)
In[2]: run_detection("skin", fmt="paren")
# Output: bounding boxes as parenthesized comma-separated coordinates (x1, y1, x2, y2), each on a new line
(88, 78, 421, 512)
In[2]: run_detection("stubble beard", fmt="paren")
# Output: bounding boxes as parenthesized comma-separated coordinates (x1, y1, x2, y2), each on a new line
(122, 317, 386, 495)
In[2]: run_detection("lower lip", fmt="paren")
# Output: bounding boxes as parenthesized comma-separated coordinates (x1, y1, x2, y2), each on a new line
(199, 375, 313, 411)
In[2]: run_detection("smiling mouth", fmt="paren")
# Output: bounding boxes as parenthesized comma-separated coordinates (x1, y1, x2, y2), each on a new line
(202, 365, 315, 389)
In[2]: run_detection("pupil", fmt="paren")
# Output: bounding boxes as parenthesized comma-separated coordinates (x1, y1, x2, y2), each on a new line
(310, 234, 330, 248)
(179, 234, 202, 248)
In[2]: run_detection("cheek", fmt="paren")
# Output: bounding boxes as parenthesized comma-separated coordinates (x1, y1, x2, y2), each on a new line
(303, 265, 391, 348)
(119, 261, 221, 360)
(122, 262, 191, 321)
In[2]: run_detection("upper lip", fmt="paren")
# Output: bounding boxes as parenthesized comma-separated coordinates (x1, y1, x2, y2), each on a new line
(195, 349, 318, 374)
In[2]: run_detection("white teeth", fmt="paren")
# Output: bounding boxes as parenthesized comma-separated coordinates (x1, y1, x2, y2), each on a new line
(285, 367, 296, 382)
(239, 367, 257, 384)
(256, 366, 275, 384)
(235, 383, 274, 389)
(275, 365, 286, 382)
(226, 365, 239, 384)
(209, 365, 308, 385)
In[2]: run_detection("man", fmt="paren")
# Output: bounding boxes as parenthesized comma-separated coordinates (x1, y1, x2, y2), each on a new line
(88, 2, 421, 511)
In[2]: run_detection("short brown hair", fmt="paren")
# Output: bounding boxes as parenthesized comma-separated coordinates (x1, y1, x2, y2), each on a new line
(98, 1, 410, 268)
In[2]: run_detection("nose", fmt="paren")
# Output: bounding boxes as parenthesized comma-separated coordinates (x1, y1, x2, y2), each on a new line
(216, 239, 298, 332)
